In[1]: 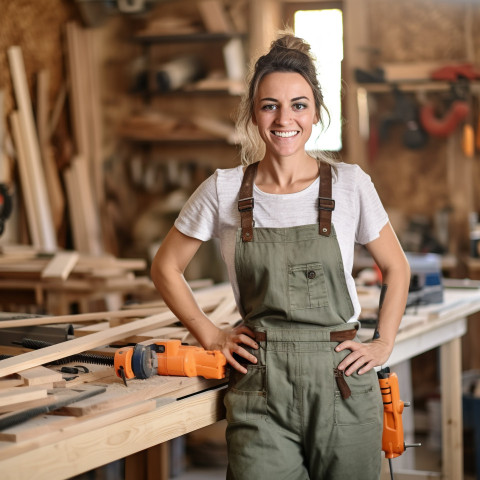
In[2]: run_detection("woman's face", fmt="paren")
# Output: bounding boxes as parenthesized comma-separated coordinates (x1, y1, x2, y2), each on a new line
(252, 71, 318, 160)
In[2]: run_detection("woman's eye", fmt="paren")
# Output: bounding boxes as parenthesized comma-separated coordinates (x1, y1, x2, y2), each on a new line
(261, 104, 277, 111)
(293, 103, 307, 111)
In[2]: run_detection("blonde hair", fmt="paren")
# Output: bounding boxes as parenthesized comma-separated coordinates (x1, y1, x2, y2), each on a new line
(236, 32, 336, 167)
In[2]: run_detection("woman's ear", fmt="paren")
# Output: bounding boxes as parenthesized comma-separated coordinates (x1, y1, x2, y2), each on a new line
(251, 113, 257, 126)
(314, 111, 320, 124)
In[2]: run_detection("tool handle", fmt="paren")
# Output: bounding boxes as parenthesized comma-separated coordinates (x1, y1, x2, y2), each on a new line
(379, 372, 405, 459)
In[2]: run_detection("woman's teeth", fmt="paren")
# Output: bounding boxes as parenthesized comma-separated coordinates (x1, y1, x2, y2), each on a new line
(273, 131, 298, 138)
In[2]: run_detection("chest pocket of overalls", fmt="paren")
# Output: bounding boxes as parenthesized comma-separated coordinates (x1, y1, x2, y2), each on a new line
(288, 262, 329, 310)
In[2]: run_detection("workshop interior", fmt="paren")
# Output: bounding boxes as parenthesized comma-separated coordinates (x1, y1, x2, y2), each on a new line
(0, 0, 480, 479)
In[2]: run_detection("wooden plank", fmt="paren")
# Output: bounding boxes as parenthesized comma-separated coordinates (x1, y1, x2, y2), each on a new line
(0, 379, 24, 390)
(71, 157, 103, 255)
(0, 393, 61, 415)
(7, 46, 56, 251)
(0, 310, 179, 378)
(36, 70, 65, 233)
(63, 160, 90, 253)
(0, 392, 159, 443)
(60, 375, 223, 417)
(35, 69, 49, 149)
(0, 398, 158, 457)
(0, 386, 48, 407)
(0, 282, 233, 329)
(48, 81, 67, 138)
(40, 146, 65, 232)
(84, 28, 104, 207)
(65, 22, 90, 161)
(9, 111, 42, 247)
(0, 388, 225, 478)
(18, 366, 63, 386)
(0, 413, 72, 443)
(41, 251, 79, 281)
(0, 307, 166, 329)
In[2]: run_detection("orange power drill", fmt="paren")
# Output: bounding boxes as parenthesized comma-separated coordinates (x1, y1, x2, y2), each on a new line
(114, 339, 227, 386)
(378, 367, 421, 478)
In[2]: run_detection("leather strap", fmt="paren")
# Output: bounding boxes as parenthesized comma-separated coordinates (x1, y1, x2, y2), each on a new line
(318, 162, 335, 237)
(334, 367, 352, 399)
(330, 328, 356, 342)
(238, 161, 335, 241)
(253, 329, 356, 343)
(238, 162, 259, 242)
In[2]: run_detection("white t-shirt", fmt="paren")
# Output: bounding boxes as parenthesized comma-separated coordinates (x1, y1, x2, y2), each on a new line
(175, 162, 389, 322)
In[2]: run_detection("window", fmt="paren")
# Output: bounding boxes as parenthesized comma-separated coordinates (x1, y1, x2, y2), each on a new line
(292, 7, 344, 152)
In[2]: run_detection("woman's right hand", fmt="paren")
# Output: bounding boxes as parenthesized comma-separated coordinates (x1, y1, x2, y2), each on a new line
(207, 325, 259, 374)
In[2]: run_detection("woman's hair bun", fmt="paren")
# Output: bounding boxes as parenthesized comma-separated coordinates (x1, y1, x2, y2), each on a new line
(271, 31, 312, 57)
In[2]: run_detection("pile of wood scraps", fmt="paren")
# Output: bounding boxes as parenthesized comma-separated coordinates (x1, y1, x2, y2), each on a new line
(0, 245, 151, 315)
(0, 282, 237, 472)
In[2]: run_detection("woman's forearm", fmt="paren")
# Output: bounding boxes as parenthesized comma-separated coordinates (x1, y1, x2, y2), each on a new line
(150, 227, 220, 349)
(374, 261, 410, 352)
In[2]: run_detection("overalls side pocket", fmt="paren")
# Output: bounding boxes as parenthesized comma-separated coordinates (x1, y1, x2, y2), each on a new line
(331, 344, 383, 426)
(224, 364, 267, 424)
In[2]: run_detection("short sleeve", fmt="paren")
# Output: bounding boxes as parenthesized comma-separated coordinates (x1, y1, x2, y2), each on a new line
(174, 172, 220, 241)
(355, 168, 389, 245)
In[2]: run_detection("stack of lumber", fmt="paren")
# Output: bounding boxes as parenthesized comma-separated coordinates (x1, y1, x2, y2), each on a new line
(0, 282, 238, 474)
(7, 22, 110, 256)
(0, 245, 152, 314)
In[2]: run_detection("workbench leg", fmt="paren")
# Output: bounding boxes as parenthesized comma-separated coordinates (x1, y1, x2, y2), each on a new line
(147, 442, 170, 480)
(124, 442, 169, 480)
(125, 450, 147, 479)
(440, 336, 463, 480)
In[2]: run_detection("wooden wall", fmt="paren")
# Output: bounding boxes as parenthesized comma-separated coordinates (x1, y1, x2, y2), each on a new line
(0, 0, 79, 117)
(359, 0, 480, 259)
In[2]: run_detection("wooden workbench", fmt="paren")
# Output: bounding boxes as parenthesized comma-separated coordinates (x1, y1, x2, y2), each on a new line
(1, 285, 480, 480)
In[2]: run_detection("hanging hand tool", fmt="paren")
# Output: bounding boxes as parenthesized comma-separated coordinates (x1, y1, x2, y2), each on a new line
(378, 367, 421, 480)
(379, 87, 427, 150)
(114, 339, 227, 386)
(419, 100, 469, 137)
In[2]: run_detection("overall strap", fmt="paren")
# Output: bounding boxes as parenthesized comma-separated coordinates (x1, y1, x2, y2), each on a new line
(238, 162, 259, 242)
(318, 162, 335, 236)
(238, 161, 334, 241)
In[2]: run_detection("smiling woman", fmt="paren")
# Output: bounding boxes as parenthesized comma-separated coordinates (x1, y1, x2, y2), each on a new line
(150, 31, 410, 480)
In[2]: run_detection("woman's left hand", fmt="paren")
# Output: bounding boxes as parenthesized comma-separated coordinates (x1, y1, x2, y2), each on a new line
(335, 339, 392, 376)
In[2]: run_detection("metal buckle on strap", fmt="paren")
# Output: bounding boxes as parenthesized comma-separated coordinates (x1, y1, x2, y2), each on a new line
(238, 197, 254, 212)
(318, 197, 335, 212)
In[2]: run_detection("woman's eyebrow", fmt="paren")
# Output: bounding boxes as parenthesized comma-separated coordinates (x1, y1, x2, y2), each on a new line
(259, 96, 310, 102)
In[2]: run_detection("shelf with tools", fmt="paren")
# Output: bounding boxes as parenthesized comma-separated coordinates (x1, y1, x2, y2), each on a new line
(119, 62, 243, 145)
(112, 0, 246, 265)
(119, 3, 247, 146)
(355, 70, 480, 270)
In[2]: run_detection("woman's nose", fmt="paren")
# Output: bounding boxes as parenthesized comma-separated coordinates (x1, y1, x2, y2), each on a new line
(275, 108, 292, 125)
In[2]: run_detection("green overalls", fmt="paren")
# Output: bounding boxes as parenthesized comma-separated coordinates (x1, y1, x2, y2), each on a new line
(224, 162, 383, 480)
